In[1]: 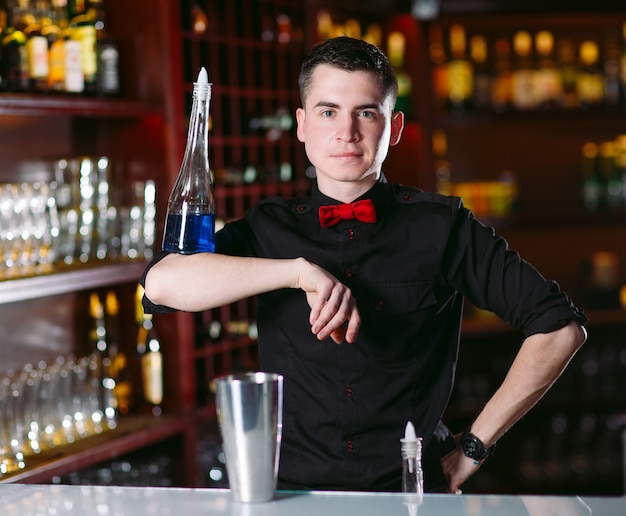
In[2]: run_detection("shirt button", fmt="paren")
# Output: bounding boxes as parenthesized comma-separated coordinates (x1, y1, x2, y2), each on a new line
(375, 300, 384, 311)
(346, 440, 354, 453)
(347, 229, 355, 240)
(345, 268, 352, 278)
(345, 385, 352, 397)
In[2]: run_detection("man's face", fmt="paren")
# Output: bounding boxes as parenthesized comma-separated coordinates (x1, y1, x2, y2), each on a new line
(296, 64, 403, 191)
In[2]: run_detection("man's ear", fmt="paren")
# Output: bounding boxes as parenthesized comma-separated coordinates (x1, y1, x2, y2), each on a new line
(390, 111, 404, 147)
(296, 107, 305, 143)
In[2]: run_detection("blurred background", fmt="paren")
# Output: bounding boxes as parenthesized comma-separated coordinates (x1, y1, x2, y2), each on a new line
(0, 0, 624, 496)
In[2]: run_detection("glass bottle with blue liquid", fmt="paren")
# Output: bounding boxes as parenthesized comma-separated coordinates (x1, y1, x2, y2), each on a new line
(162, 67, 216, 254)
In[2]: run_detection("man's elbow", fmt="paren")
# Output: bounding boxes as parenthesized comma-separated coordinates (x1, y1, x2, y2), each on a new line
(565, 320, 587, 355)
(574, 321, 588, 348)
(143, 266, 169, 306)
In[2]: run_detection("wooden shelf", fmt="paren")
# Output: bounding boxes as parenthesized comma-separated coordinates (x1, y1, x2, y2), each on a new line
(0, 95, 163, 118)
(0, 414, 192, 484)
(0, 261, 148, 304)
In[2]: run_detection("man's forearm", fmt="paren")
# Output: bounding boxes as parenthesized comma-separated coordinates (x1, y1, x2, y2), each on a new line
(468, 321, 587, 447)
(144, 253, 303, 311)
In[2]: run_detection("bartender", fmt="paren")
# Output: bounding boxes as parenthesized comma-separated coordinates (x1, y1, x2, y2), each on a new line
(142, 36, 587, 493)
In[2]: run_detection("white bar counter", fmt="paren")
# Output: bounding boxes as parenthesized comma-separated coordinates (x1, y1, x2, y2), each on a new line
(1, 484, 625, 516)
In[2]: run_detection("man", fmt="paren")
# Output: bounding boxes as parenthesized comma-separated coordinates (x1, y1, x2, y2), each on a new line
(143, 37, 587, 493)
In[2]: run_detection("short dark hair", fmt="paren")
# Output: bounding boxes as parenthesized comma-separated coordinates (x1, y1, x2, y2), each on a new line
(299, 36, 398, 106)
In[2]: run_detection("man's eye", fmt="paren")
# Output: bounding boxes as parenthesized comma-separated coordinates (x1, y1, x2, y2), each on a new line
(321, 110, 334, 117)
(359, 111, 375, 118)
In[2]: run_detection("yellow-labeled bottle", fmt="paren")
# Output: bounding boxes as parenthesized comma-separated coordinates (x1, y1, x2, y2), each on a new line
(577, 40, 604, 108)
(429, 24, 448, 111)
(135, 285, 163, 416)
(534, 30, 562, 108)
(470, 34, 490, 110)
(388, 31, 412, 116)
(511, 31, 536, 110)
(447, 24, 473, 111)
(70, 13, 97, 95)
(491, 38, 513, 112)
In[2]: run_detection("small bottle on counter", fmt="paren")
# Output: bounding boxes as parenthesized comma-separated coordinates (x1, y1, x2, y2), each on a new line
(401, 421, 424, 494)
(163, 67, 216, 254)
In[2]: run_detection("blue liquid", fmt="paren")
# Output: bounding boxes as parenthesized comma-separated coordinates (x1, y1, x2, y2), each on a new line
(162, 213, 216, 254)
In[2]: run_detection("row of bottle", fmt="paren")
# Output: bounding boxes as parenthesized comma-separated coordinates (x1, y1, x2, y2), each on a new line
(432, 129, 519, 219)
(88, 286, 164, 418)
(429, 22, 626, 112)
(83, 286, 163, 423)
(0, 0, 119, 96)
(581, 134, 626, 211)
(190, 2, 302, 46)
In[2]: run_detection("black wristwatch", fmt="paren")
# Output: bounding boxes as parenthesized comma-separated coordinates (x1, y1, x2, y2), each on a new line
(461, 430, 496, 461)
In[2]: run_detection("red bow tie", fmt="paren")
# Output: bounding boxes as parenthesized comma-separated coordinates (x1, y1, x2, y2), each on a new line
(318, 199, 377, 228)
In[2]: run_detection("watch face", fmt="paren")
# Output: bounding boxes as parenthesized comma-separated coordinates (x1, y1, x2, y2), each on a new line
(463, 437, 478, 455)
(462, 432, 488, 460)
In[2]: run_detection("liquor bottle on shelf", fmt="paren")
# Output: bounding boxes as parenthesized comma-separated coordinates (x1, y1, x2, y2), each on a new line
(603, 31, 621, 108)
(432, 128, 451, 196)
(103, 290, 126, 423)
(533, 30, 562, 109)
(576, 40, 604, 109)
(87, 292, 117, 430)
(0, 0, 6, 90)
(387, 31, 412, 116)
(316, 9, 332, 42)
(362, 23, 381, 48)
(619, 22, 626, 106)
(63, 23, 83, 93)
(1, 1, 29, 92)
(428, 24, 448, 111)
(447, 23, 472, 112)
(44, 0, 67, 93)
(88, 292, 107, 354)
(511, 30, 536, 110)
(69, 8, 97, 95)
(91, 0, 119, 96)
(276, 13, 291, 44)
(599, 141, 622, 209)
(24, 4, 48, 93)
(162, 67, 216, 254)
(557, 37, 579, 109)
(469, 33, 490, 110)
(135, 285, 163, 416)
(581, 142, 602, 211)
(615, 135, 626, 208)
(191, 2, 208, 35)
(491, 37, 512, 112)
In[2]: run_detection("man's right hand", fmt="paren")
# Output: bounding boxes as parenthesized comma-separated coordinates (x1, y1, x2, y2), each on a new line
(294, 258, 361, 344)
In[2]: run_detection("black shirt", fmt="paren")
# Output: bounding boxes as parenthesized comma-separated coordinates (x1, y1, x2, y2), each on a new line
(143, 180, 587, 492)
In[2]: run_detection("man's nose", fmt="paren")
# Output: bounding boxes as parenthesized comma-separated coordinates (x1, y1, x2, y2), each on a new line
(336, 115, 360, 142)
